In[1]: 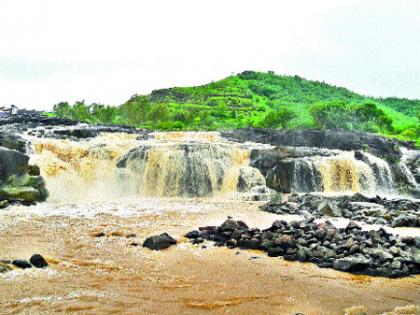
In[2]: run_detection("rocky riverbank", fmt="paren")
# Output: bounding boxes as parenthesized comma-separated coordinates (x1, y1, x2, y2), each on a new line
(186, 218, 420, 278)
(261, 193, 420, 228)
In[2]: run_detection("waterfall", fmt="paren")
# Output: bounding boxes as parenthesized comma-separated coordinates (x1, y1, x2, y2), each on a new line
(117, 142, 264, 197)
(28, 133, 141, 202)
(264, 149, 392, 194)
(26, 130, 407, 200)
(28, 131, 269, 201)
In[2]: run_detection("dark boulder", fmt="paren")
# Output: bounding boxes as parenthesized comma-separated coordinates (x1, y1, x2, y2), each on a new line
(29, 254, 48, 268)
(142, 233, 177, 250)
(332, 255, 372, 273)
(28, 165, 41, 176)
(12, 259, 32, 269)
(220, 219, 240, 232)
(0, 147, 29, 180)
(350, 193, 371, 203)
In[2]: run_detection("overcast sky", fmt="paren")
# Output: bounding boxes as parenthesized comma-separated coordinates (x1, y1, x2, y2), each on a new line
(1, 0, 420, 110)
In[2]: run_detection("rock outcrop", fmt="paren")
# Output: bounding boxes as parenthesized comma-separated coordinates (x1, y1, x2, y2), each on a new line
(221, 128, 413, 161)
(0, 146, 48, 205)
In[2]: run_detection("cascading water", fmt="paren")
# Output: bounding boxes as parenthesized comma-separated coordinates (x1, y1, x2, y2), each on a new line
(263, 149, 396, 195)
(28, 133, 141, 202)
(116, 144, 253, 197)
(399, 148, 420, 190)
(354, 151, 395, 193)
(27, 131, 270, 201)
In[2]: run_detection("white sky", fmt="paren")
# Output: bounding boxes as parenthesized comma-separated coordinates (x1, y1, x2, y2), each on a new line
(1, 0, 420, 110)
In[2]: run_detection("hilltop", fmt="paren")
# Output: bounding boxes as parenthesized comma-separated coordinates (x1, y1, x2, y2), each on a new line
(51, 71, 419, 145)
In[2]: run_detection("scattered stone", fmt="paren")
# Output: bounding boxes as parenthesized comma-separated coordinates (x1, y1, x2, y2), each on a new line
(94, 232, 106, 238)
(29, 254, 48, 268)
(249, 256, 261, 260)
(142, 233, 177, 250)
(332, 256, 371, 272)
(220, 219, 240, 232)
(12, 259, 32, 269)
(318, 201, 342, 217)
(0, 262, 12, 273)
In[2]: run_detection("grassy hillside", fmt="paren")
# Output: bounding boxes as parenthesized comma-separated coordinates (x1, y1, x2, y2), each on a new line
(51, 71, 420, 145)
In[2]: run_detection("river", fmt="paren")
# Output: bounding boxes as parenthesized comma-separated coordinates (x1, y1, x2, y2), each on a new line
(0, 131, 418, 314)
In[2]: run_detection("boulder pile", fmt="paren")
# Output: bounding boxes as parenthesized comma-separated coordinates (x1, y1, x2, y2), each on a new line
(186, 218, 420, 278)
(261, 193, 420, 228)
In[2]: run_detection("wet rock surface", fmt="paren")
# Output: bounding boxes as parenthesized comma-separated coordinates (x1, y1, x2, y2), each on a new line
(29, 254, 49, 268)
(0, 146, 48, 206)
(142, 233, 177, 250)
(261, 193, 420, 227)
(221, 128, 413, 161)
(27, 124, 147, 140)
(186, 218, 420, 278)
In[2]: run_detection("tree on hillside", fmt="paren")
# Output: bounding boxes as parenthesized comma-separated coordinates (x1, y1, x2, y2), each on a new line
(310, 101, 393, 132)
(53, 102, 72, 118)
(262, 108, 297, 129)
(150, 103, 169, 123)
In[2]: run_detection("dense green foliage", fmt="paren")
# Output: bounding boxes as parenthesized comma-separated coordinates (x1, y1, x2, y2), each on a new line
(51, 71, 419, 145)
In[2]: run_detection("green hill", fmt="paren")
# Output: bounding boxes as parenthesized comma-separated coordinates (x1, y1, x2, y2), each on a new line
(51, 71, 420, 145)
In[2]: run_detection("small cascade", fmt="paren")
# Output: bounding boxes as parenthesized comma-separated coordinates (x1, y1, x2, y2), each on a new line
(265, 150, 386, 194)
(399, 148, 420, 189)
(117, 142, 264, 197)
(317, 153, 375, 193)
(354, 151, 395, 193)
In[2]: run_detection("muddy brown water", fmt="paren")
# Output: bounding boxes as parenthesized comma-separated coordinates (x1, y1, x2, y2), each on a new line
(0, 199, 419, 315)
